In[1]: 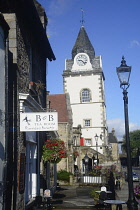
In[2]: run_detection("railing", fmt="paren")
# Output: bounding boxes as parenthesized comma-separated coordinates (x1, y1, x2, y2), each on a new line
(83, 176, 102, 183)
(76, 174, 103, 184)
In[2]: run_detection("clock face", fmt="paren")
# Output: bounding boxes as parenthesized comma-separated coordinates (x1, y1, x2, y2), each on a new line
(76, 54, 88, 66)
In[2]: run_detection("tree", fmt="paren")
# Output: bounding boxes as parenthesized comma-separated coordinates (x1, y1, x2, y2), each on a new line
(121, 130, 140, 157)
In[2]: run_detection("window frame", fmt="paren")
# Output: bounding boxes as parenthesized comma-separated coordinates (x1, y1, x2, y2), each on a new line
(85, 139, 92, 146)
(80, 88, 91, 103)
(84, 119, 91, 127)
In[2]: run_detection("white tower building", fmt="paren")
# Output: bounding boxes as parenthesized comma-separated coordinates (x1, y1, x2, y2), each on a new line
(63, 26, 108, 158)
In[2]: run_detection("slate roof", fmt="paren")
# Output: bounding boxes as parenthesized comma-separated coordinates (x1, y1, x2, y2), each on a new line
(72, 26, 95, 60)
(108, 133, 118, 143)
(48, 94, 69, 122)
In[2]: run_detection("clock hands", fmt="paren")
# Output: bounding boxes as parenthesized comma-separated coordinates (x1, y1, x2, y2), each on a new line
(77, 59, 87, 64)
(76, 54, 88, 66)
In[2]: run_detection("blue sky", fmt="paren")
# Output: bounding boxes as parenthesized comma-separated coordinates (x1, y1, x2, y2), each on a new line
(38, 0, 140, 140)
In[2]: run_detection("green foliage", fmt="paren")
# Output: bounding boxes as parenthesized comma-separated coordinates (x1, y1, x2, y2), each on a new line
(121, 130, 140, 157)
(57, 170, 73, 182)
(102, 165, 122, 178)
(90, 187, 100, 199)
(89, 165, 102, 176)
(42, 139, 67, 163)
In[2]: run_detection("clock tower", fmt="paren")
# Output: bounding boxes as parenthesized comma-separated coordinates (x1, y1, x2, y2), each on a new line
(63, 26, 108, 158)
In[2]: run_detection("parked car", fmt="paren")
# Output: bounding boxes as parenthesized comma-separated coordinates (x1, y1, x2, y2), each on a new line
(125, 171, 139, 182)
(132, 172, 139, 182)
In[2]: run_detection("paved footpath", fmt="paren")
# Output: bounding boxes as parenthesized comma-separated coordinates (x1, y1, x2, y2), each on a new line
(34, 182, 140, 210)
(51, 185, 95, 209)
(116, 181, 140, 209)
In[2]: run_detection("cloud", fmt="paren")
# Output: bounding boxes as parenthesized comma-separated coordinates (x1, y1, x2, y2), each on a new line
(130, 40, 140, 48)
(47, 0, 80, 17)
(107, 118, 140, 141)
(46, 0, 80, 38)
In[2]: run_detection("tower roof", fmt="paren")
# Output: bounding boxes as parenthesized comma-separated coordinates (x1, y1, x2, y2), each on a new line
(72, 26, 95, 60)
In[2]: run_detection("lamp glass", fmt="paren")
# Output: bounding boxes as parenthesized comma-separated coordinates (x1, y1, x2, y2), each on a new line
(117, 66, 131, 86)
(84, 154, 89, 163)
(108, 144, 112, 149)
(95, 134, 98, 142)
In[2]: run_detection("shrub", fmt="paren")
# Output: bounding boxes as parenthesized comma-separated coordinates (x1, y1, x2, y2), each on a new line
(57, 170, 73, 182)
(89, 165, 102, 176)
(90, 187, 100, 204)
(134, 184, 140, 200)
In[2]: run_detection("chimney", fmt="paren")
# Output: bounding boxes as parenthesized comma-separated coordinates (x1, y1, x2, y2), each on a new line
(112, 128, 115, 136)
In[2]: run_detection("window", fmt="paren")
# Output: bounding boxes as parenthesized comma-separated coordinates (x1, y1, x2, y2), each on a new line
(73, 136, 77, 146)
(81, 89, 91, 102)
(85, 139, 91, 146)
(84, 119, 91, 127)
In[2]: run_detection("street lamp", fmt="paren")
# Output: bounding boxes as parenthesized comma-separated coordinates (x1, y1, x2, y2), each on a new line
(84, 153, 89, 175)
(116, 56, 138, 210)
(95, 134, 99, 165)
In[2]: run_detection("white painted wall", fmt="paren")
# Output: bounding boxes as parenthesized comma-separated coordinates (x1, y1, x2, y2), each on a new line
(65, 74, 100, 104)
(64, 55, 107, 154)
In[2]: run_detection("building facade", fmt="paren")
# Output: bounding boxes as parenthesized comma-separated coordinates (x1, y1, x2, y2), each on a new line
(48, 93, 74, 174)
(0, 0, 55, 209)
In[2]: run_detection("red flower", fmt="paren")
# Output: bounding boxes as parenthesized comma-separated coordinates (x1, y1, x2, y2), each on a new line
(42, 139, 67, 163)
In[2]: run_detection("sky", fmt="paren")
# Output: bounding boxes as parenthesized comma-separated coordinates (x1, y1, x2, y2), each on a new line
(38, 0, 140, 141)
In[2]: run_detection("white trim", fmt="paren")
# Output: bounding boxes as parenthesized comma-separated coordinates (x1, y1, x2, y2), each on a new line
(19, 93, 45, 112)
(72, 53, 92, 71)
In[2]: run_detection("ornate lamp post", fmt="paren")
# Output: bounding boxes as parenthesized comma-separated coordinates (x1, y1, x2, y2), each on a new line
(95, 134, 99, 165)
(84, 153, 89, 175)
(116, 56, 138, 210)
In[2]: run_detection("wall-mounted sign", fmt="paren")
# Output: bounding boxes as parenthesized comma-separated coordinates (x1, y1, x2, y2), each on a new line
(20, 112, 58, 131)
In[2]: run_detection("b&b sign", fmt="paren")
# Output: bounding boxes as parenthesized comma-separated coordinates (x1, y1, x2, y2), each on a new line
(20, 112, 58, 131)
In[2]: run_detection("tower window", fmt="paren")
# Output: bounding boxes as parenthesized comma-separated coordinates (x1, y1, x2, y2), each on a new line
(81, 89, 91, 102)
(84, 119, 91, 127)
(85, 139, 91, 146)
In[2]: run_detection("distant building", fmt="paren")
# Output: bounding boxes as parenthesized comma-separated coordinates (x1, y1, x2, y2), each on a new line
(108, 128, 120, 163)
(48, 93, 74, 173)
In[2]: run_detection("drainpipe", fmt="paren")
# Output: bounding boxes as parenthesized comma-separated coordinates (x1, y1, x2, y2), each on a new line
(37, 132, 40, 196)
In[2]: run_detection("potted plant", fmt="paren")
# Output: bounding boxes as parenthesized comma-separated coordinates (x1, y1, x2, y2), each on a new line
(134, 184, 140, 200)
(42, 139, 67, 164)
(90, 187, 100, 204)
(89, 165, 102, 176)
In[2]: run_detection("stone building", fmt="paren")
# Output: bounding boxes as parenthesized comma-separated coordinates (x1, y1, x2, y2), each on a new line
(108, 128, 120, 163)
(48, 93, 74, 173)
(62, 25, 110, 170)
(0, 0, 55, 209)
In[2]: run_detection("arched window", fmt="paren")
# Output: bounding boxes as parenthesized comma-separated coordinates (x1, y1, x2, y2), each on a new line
(81, 89, 91, 102)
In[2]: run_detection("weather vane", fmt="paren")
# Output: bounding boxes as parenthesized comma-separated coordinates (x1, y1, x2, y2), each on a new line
(80, 8, 85, 26)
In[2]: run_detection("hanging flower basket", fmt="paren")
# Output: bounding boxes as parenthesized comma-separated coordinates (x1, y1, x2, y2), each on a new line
(42, 139, 67, 164)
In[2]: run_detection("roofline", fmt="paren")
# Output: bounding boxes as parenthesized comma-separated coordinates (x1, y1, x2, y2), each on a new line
(0, 0, 55, 61)
(16, 0, 56, 61)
